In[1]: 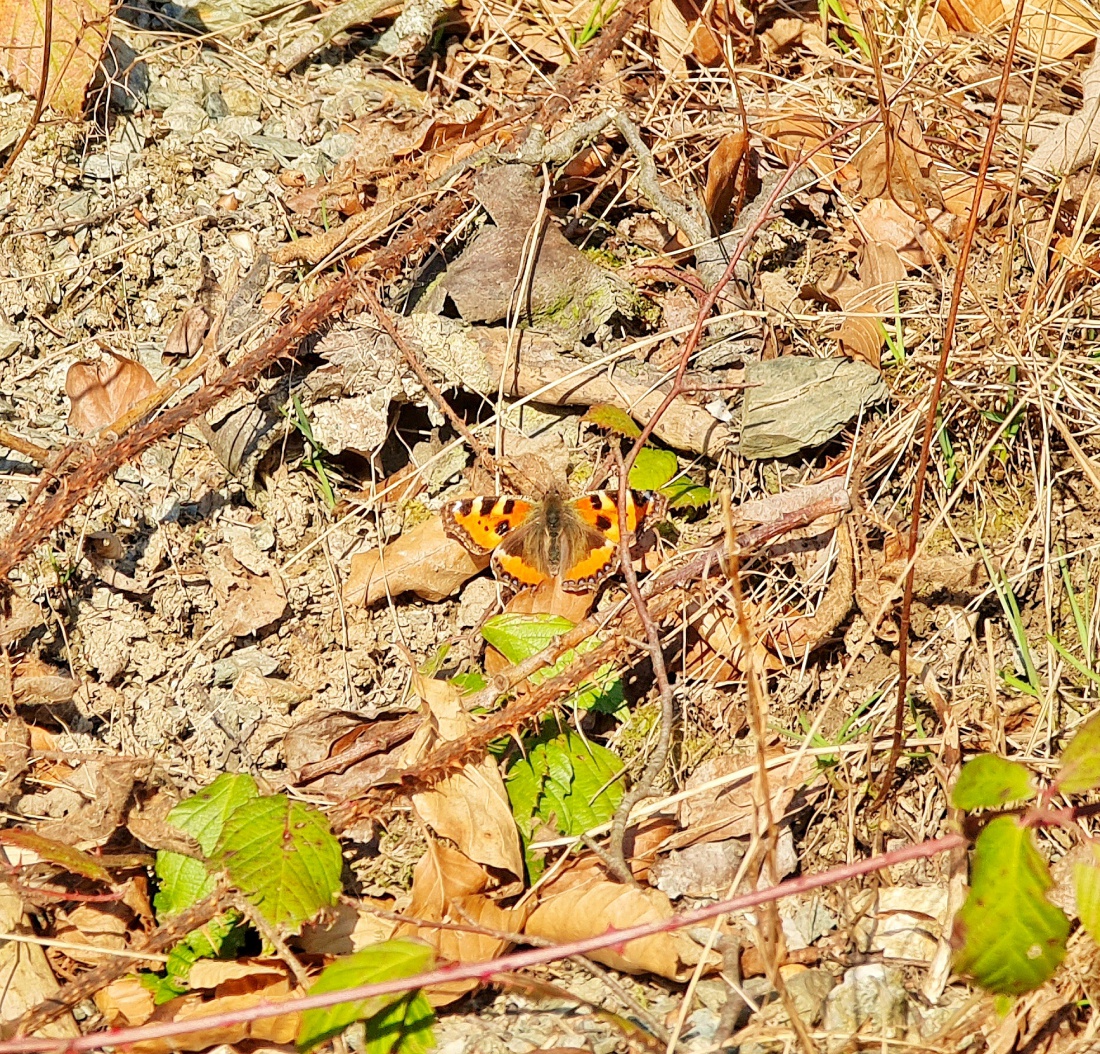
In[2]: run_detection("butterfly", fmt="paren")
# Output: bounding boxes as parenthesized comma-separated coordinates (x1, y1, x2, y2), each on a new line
(442, 488, 650, 593)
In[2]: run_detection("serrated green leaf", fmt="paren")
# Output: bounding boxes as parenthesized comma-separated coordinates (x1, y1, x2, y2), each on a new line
(154, 773, 260, 918)
(583, 404, 642, 438)
(507, 730, 623, 839)
(141, 911, 247, 1003)
(365, 991, 435, 1054)
(1057, 713, 1100, 794)
(213, 795, 342, 930)
(450, 670, 487, 694)
(1075, 844, 1100, 945)
(629, 448, 678, 490)
(660, 478, 712, 510)
(953, 815, 1068, 995)
(952, 755, 1035, 810)
(482, 613, 575, 663)
(297, 940, 434, 1051)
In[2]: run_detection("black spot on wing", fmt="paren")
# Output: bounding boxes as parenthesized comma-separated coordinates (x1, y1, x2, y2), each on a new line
(495, 520, 511, 536)
(456, 499, 474, 518)
(594, 514, 613, 532)
(501, 498, 516, 516)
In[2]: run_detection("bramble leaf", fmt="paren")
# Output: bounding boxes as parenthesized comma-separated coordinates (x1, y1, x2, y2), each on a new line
(213, 794, 342, 930)
(1057, 713, 1100, 794)
(364, 991, 435, 1054)
(629, 448, 678, 490)
(297, 940, 434, 1051)
(155, 772, 260, 917)
(141, 911, 246, 1003)
(1075, 843, 1100, 946)
(951, 754, 1034, 810)
(953, 815, 1068, 995)
(482, 613, 574, 663)
(661, 478, 712, 509)
(583, 404, 641, 438)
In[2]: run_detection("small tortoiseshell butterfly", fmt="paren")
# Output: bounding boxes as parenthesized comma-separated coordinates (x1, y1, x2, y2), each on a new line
(442, 488, 650, 593)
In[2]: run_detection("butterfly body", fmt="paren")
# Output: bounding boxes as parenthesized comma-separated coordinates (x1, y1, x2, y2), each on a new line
(442, 489, 649, 593)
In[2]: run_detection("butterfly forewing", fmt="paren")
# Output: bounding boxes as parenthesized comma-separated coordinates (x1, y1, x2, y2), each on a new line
(442, 496, 533, 554)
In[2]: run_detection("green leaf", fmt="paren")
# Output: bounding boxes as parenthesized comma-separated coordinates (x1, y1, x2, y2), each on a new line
(213, 795, 342, 930)
(953, 815, 1069, 995)
(951, 755, 1035, 810)
(629, 448, 678, 491)
(1057, 713, 1100, 794)
(1075, 844, 1100, 946)
(141, 911, 246, 1003)
(364, 991, 435, 1054)
(297, 940, 435, 1051)
(154, 773, 260, 918)
(449, 670, 487, 694)
(482, 613, 575, 663)
(660, 478, 712, 509)
(583, 404, 641, 438)
(507, 730, 624, 839)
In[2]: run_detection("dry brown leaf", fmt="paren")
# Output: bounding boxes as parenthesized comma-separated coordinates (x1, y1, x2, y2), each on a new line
(0, 593, 43, 647)
(826, 240, 908, 369)
(686, 598, 783, 675)
(66, 352, 158, 435)
(407, 673, 523, 878)
(857, 197, 957, 267)
(95, 975, 155, 1028)
(210, 552, 288, 637)
(525, 865, 711, 980)
(396, 840, 529, 1004)
(704, 131, 750, 233)
(95, 972, 302, 1053)
(163, 306, 210, 361)
(760, 15, 807, 50)
(648, 0, 693, 74)
(52, 901, 134, 966)
(941, 172, 1002, 219)
(344, 515, 491, 606)
(938, 0, 1004, 30)
(849, 106, 942, 207)
(12, 654, 76, 704)
(764, 114, 848, 183)
(0, 0, 113, 117)
(665, 751, 819, 849)
(1013, 0, 1100, 58)
(187, 959, 291, 990)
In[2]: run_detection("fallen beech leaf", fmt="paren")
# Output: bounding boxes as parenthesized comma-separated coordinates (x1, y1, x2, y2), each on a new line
(209, 553, 288, 638)
(850, 106, 942, 207)
(648, 0, 693, 74)
(0, 593, 42, 647)
(407, 673, 523, 878)
(52, 900, 133, 966)
(1014, 0, 1099, 58)
(857, 197, 957, 267)
(344, 515, 491, 606)
(163, 306, 210, 361)
(765, 114, 849, 183)
(525, 865, 711, 980)
(187, 959, 290, 990)
(66, 352, 157, 435)
(0, 0, 113, 117)
(396, 840, 529, 1004)
(687, 598, 784, 675)
(704, 131, 750, 232)
(938, 0, 1004, 30)
(826, 240, 908, 369)
(95, 975, 155, 1028)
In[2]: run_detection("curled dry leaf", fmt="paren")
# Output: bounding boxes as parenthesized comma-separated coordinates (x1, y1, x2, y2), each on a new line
(66, 352, 158, 435)
(525, 863, 714, 980)
(396, 840, 530, 1004)
(163, 306, 211, 361)
(826, 240, 908, 369)
(407, 672, 524, 878)
(849, 106, 942, 208)
(52, 900, 134, 966)
(344, 514, 491, 606)
(704, 131, 750, 233)
(209, 552, 288, 638)
(857, 197, 958, 268)
(95, 968, 302, 1053)
(664, 751, 819, 850)
(765, 114, 851, 183)
(0, 0, 112, 117)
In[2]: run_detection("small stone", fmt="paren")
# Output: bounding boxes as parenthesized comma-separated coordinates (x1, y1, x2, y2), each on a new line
(861, 886, 949, 962)
(822, 964, 908, 1051)
(784, 967, 836, 1024)
(163, 99, 208, 136)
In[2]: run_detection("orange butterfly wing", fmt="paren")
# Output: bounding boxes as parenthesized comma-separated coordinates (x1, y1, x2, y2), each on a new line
(560, 491, 649, 589)
(442, 496, 533, 554)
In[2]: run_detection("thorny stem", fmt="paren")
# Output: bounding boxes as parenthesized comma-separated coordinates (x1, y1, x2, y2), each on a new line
(879, 0, 1028, 808)
(0, 835, 967, 1054)
(607, 449, 676, 883)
